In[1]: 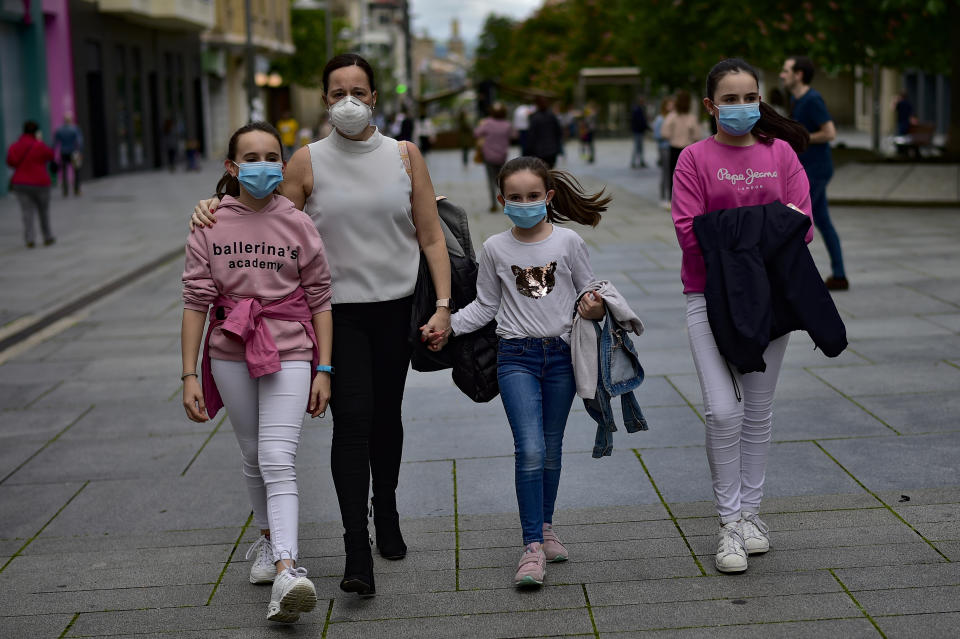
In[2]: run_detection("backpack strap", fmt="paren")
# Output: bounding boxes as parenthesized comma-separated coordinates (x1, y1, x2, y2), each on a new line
(398, 140, 413, 182)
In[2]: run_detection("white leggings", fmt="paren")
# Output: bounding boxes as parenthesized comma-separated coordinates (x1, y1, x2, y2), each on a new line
(211, 359, 310, 562)
(685, 294, 788, 524)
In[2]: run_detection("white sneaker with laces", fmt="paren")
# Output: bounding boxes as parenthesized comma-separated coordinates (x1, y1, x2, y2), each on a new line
(267, 566, 317, 623)
(246, 535, 276, 584)
(741, 513, 770, 555)
(715, 521, 748, 573)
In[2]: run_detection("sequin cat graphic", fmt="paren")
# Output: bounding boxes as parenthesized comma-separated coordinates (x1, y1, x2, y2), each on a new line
(510, 262, 557, 299)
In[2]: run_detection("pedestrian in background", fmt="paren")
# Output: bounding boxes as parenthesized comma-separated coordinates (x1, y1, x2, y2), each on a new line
(630, 95, 650, 168)
(781, 56, 848, 290)
(513, 102, 533, 155)
(53, 111, 83, 196)
(276, 111, 299, 159)
(416, 109, 436, 156)
(894, 90, 916, 137)
(474, 102, 514, 212)
(653, 97, 675, 207)
(671, 58, 813, 575)
(433, 156, 610, 588)
(578, 104, 596, 163)
(457, 108, 473, 168)
(190, 53, 451, 598)
(661, 89, 702, 208)
(163, 119, 179, 172)
(6, 120, 55, 248)
(181, 121, 331, 623)
(527, 96, 564, 169)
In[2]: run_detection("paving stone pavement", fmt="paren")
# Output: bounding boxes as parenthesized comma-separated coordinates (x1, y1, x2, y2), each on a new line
(1, 141, 958, 637)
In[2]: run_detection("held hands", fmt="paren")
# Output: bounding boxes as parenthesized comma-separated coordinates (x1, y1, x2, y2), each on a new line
(420, 309, 452, 351)
(577, 291, 606, 320)
(189, 197, 221, 231)
(182, 377, 209, 422)
(308, 372, 331, 418)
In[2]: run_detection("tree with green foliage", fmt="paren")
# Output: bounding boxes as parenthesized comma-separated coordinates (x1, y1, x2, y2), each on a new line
(270, 6, 350, 88)
(475, 0, 957, 151)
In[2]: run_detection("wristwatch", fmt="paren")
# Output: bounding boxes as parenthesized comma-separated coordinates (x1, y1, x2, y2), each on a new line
(435, 298, 451, 309)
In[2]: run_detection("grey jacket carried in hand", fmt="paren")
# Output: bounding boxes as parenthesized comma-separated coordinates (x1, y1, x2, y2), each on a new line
(570, 281, 649, 458)
(571, 281, 644, 399)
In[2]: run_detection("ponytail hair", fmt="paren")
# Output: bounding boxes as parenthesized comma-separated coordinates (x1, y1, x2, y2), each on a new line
(753, 102, 809, 155)
(705, 58, 810, 155)
(497, 156, 610, 228)
(214, 121, 285, 200)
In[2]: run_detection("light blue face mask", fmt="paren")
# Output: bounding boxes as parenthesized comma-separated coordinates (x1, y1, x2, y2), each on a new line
(715, 103, 761, 136)
(503, 200, 548, 228)
(234, 161, 283, 199)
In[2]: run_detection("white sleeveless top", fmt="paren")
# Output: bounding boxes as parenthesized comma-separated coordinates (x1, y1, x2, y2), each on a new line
(304, 128, 419, 304)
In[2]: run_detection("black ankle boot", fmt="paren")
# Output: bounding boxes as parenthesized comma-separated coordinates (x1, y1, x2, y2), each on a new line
(340, 532, 375, 596)
(372, 496, 407, 560)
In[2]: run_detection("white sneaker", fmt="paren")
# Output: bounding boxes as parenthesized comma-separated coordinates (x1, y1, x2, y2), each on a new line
(715, 522, 748, 573)
(267, 566, 317, 623)
(741, 513, 770, 555)
(245, 535, 276, 584)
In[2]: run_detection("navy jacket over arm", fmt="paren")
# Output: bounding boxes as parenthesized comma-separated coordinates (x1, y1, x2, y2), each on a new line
(693, 201, 847, 374)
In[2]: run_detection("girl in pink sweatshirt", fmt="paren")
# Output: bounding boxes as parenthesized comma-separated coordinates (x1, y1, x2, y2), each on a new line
(180, 122, 332, 623)
(671, 59, 812, 576)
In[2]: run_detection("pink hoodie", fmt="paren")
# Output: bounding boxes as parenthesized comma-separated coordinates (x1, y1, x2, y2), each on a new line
(183, 194, 332, 362)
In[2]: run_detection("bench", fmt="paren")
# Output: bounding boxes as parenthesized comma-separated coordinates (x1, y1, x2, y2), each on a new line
(894, 122, 937, 158)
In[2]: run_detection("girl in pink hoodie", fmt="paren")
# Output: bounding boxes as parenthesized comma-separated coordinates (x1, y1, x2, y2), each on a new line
(180, 122, 332, 623)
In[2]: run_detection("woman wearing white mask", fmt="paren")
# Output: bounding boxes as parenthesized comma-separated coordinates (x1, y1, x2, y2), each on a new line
(191, 54, 451, 597)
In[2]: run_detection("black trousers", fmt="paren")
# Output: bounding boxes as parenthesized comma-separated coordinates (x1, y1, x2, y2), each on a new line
(329, 296, 413, 534)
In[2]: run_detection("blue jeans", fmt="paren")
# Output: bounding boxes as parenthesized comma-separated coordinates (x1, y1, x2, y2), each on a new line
(497, 337, 576, 545)
(808, 174, 846, 279)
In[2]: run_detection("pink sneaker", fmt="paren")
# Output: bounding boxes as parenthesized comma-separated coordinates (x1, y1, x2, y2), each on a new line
(542, 523, 568, 562)
(513, 542, 545, 587)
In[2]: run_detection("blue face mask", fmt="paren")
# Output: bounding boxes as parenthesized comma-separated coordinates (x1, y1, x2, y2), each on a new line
(234, 161, 283, 199)
(715, 103, 761, 136)
(503, 200, 548, 229)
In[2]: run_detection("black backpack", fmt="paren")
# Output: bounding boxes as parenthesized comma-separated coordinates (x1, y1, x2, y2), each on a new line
(409, 197, 499, 402)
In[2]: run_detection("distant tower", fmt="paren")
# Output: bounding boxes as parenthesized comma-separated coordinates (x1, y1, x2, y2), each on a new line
(448, 18, 465, 58)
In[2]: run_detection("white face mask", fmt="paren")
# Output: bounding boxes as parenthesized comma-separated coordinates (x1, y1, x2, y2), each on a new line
(329, 96, 373, 136)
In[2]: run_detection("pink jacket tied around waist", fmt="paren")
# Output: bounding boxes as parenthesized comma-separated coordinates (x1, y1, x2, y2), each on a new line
(201, 287, 318, 419)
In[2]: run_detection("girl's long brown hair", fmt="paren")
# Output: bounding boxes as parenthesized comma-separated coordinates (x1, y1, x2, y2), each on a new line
(497, 156, 610, 227)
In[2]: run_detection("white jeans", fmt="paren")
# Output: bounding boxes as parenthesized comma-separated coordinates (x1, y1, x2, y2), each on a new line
(211, 359, 310, 561)
(685, 294, 788, 524)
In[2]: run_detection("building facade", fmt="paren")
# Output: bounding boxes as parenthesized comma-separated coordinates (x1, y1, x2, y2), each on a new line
(67, 0, 213, 178)
(201, 0, 294, 158)
(1, 0, 74, 195)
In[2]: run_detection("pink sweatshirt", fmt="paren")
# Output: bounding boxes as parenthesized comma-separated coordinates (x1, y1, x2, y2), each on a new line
(672, 136, 813, 294)
(183, 194, 332, 362)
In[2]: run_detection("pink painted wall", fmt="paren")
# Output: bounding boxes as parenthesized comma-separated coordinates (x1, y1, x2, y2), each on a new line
(43, 0, 75, 133)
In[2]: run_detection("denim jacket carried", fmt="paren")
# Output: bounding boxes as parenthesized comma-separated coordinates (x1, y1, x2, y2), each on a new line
(570, 281, 649, 458)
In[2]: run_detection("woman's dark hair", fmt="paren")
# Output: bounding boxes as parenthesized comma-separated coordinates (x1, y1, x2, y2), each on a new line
(490, 102, 507, 119)
(322, 53, 376, 94)
(674, 90, 691, 114)
(705, 58, 809, 154)
(23, 121, 39, 135)
(215, 121, 284, 200)
(497, 156, 610, 228)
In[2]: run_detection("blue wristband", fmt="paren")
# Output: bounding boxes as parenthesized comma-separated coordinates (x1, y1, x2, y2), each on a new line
(315, 365, 334, 374)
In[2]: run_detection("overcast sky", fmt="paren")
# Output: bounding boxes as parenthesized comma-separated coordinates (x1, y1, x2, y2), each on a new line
(410, 0, 542, 44)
